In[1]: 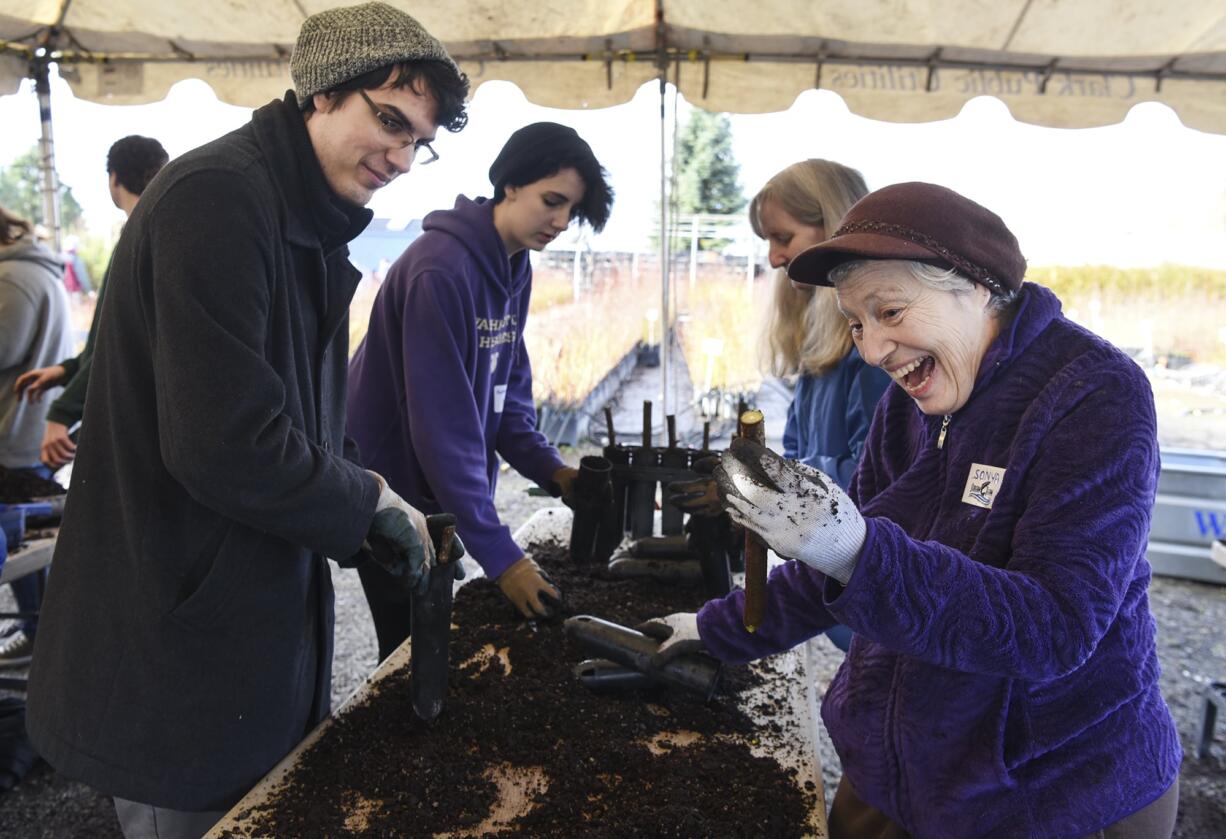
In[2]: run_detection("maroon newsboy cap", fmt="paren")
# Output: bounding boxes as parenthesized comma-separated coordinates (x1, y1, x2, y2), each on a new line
(787, 181, 1027, 294)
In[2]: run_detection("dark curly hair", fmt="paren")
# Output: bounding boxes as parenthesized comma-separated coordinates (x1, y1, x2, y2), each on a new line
(300, 60, 470, 133)
(106, 136, 169, 196)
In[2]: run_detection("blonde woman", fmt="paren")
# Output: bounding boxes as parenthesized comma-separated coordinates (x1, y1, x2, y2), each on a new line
(752, 161, 890, 651)
(754, 160, 890, 491)
(676, 164, 887, 523)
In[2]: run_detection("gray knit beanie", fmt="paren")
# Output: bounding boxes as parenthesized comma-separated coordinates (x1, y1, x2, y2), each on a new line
(291, 2, 458, 103)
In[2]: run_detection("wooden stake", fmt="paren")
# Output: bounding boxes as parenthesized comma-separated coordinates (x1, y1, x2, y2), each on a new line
(739, 409, 767, 633)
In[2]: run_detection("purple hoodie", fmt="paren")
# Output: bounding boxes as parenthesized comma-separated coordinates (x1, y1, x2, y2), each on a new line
(698, 283, 1181, 837)
(347, 196, 564, 578)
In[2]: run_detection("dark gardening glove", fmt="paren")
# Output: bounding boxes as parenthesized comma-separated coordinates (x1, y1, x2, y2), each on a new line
(667, 455, 722, 517)
(351, 471, 466, 595)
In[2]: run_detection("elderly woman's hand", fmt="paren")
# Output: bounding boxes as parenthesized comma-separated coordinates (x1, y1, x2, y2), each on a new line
(716, 437, 866, 584)
(637, 612, 704, 666)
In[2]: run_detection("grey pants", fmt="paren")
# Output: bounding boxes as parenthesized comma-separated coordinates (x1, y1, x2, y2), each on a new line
(827, 776, 1179, 839)
(113, 797, 226, 839)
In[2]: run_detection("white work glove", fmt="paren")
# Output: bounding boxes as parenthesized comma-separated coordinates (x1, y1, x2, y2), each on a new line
(363, 471, 436, 592)
(637, 612, 704, 666)
(715, 437, 865, 584)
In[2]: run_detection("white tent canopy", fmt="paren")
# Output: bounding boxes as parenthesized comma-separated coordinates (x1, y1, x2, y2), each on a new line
(2, 0, 1226, 131)
(3, 0, 1226, 414)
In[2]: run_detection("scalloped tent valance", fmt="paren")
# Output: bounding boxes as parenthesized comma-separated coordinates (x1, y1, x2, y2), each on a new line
(2, 0, 1225, 131)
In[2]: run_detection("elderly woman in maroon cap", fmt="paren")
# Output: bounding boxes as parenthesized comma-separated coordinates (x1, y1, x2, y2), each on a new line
(643, 183, 1180, 838)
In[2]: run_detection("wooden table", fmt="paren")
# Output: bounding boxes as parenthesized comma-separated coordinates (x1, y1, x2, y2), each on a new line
(209, 507, 828, 837)
(0, 534, 55, 691)
(0, 536, 54, 587)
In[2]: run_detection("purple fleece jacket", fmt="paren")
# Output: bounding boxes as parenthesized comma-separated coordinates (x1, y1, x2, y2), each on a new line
(698, 283, 1181, 837)
(347, 196, 565, 578)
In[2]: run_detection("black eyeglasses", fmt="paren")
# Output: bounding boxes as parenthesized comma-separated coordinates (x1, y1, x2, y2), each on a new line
(357, 89, 439, 165)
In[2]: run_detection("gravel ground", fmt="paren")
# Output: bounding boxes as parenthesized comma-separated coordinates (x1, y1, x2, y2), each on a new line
(1, 452, 1223, 836)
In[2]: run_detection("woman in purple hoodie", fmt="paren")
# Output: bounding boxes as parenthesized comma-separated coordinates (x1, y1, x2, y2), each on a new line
(348, 122, 613, 658)
(643, 183, 1180, 838)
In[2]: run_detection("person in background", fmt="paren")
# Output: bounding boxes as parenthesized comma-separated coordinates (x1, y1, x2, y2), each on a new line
(25, 4, 469, 837)
(755, 161, 888, 490)
(0, 204, 73, 666)
(347, 122, 614, 658)
(14, 135, 170, 469)
(673, 160, 888, 652)
(58, 237, 92, 297)
(751, 159, 890, 651)
(645, 182, 1180, 838)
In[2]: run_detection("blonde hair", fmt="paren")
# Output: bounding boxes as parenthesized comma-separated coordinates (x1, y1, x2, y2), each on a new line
(0, 204, 32, 247)
(753, 160, 868, 377)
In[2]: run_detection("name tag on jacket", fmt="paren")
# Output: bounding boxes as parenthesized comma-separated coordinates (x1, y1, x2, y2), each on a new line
(963, 463, 1006, 509)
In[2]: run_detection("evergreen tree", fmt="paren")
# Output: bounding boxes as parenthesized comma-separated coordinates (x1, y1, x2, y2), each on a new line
(0, 144, 84, 230)
(674, 110, 745, 218)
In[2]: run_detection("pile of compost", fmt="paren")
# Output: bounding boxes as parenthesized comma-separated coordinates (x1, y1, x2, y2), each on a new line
(226, 541, 817, 837)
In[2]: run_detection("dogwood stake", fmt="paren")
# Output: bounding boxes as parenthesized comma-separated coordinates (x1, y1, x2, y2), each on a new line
(739, 409, 767, 632)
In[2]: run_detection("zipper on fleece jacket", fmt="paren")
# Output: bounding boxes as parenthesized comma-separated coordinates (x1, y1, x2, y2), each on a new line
(890, 413, 956, 826)
(936, 414, 951, 449)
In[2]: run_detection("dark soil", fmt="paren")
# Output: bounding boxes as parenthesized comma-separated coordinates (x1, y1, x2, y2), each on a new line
(0, 466, 65, 504)
(225, 542, 816, 837)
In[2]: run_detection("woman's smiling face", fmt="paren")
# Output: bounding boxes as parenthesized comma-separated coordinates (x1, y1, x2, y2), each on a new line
(835, 261, 1001, 416)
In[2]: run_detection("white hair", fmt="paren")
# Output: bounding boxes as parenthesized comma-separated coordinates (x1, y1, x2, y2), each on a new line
(829, 259, 1018, 314)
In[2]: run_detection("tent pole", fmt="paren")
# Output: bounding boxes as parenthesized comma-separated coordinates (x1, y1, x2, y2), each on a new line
(655, 0, 670, 419)
(32, 57, 62, 251)
(658, 72, 670, 418)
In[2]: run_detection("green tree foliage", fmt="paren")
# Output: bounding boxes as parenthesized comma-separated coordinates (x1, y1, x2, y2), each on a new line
(674, 110, 745, 218)
(0, 145, 84, 231)
(77, 233, 116, 290)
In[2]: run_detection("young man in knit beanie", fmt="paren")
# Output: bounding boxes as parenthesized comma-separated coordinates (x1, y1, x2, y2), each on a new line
(26, 5, 468, 836)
